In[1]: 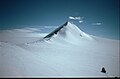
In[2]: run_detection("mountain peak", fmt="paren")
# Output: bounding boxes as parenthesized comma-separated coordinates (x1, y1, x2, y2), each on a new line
(63, 21, 71, 26)
(63, 21, 68, 26)
(44, 21, 94, 41)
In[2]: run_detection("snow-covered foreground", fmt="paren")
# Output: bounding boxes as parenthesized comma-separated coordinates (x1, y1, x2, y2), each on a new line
(0, 22, 119, 77)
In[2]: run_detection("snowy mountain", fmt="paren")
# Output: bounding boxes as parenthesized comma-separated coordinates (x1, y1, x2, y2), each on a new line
(0, 21, 119, 77)
(43, 21, 94, 44)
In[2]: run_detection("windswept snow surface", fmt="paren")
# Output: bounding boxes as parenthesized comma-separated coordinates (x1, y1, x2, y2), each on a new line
(0, 22, 119, 77)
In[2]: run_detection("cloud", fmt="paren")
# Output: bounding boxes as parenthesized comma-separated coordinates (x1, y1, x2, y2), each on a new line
(69, 16, 75, 20)
(69, 16, 84, 23)
(92, 22, 102, 26)
(69, 16, 83, 20)
(79, 20, 83, 23)
(12, 27, 41, 33)
(44, 26, 57, 29)
(24, 27, 41, 31)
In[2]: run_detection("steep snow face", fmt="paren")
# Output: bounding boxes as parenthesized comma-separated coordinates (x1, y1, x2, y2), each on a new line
(44, 22, 94, 44)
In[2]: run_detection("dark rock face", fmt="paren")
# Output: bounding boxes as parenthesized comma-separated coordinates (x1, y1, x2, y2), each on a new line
(44, 21, 68, 39)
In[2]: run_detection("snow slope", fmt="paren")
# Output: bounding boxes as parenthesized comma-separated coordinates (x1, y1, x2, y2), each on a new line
(0, 22, 119, 77)
(0, 42, 61, 77)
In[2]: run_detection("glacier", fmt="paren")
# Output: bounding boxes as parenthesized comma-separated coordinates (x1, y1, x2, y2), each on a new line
(0, 21, 119, 77)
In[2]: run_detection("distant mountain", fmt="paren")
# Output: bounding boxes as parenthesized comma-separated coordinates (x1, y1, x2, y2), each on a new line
(44, 21, 94, 42)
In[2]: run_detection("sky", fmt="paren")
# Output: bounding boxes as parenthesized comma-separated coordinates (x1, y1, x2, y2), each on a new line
(0, 0, 119, 39)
